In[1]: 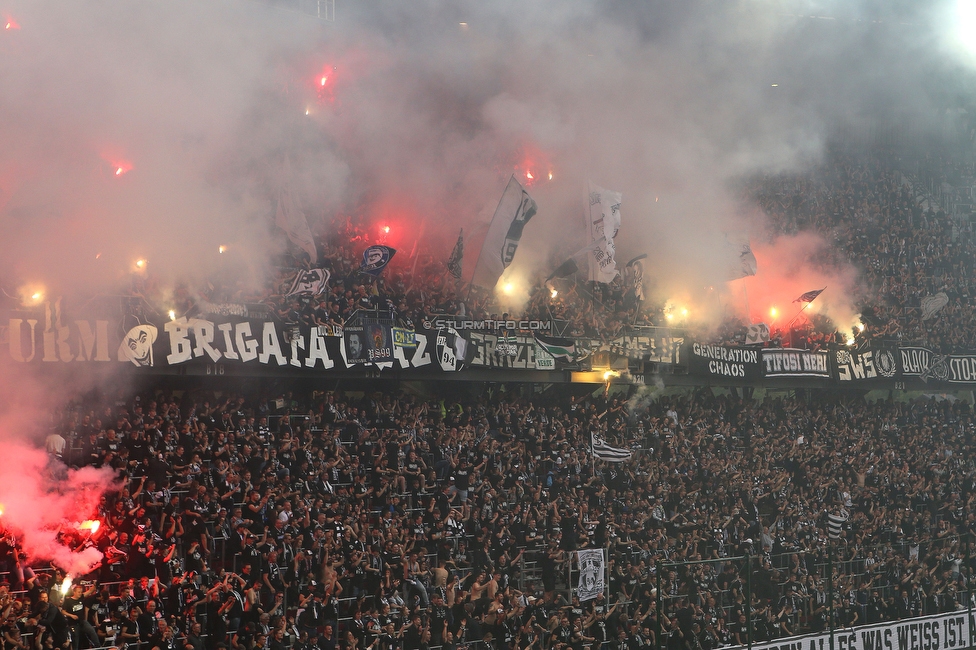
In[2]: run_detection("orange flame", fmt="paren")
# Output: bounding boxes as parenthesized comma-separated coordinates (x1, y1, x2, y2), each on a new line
(79, 520, 100, 533)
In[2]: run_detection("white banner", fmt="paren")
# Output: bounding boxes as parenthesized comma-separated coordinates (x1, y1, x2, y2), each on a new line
(585, 182, 622, 283)
(726, 611, 974, 650)
(575, 548, 605, 602)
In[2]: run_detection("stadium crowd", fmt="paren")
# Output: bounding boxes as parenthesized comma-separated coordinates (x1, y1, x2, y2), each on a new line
(153, 150, 976, 354)
(1, 386, 975, 650)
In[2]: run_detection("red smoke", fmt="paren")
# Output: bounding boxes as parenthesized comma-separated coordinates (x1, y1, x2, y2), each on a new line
(730, 232, 859, 330)
(0, 443, 116, 576)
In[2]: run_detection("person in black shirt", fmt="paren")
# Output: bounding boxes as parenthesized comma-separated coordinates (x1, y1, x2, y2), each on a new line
(61, 584, 99, 650)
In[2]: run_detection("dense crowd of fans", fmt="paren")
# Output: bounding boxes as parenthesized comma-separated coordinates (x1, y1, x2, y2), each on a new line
(147, 150, 976, 354)
(745, 154, 976, 351)
(1, 386, 975, 650)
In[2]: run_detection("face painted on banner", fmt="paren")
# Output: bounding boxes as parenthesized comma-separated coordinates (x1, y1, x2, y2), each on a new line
(119, 324, 158, 367)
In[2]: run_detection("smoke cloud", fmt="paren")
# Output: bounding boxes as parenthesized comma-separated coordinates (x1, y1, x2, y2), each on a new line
(0, 0, 969, 310)
(0, 443, 116, 576)
(0, 0, 970, 563)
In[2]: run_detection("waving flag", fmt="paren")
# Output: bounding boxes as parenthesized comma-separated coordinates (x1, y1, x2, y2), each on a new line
(286, 268, 330, 296)
(585, 182, 622, 283)
(275, 188, 317, 263)
(471, 176, 537, 290)
(591, 433, 632, 462)
(361, 246, 396, 276)
(794, 288, 825, 303)
(534, 334, 575, 361)
(447, 229, 464, 281)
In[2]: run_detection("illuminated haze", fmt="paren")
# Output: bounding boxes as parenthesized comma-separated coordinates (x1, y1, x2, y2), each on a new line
(0, 1, 973, 335)
(0, 0, 971, 565)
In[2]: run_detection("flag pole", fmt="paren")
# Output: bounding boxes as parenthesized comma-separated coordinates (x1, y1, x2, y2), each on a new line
(786, 288, 825, 347)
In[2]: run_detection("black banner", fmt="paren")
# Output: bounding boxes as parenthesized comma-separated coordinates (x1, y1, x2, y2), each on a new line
(687, 343, 762, 380)
(899, 347, 976, 384)
(761, 348, 830, 378)
(832, 344, 900, 384)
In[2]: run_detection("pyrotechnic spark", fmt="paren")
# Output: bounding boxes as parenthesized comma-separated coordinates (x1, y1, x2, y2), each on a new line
(320, 76, 328, 86)
(0, 504, 4, 516)
(135, 259, 146, 270)
(771, 83, 779, 87)
(680, 308, 688, 317)
(526, 171, 534, 180)
(550, 289, 558, 298)
(846, 336, 855, 346)
(305, 108, 310, 115)
(502, 282, 514, 295)
(95, 253, 101, 259)
(168, 310, 176, 320)
(115, 167, 123, 175)
(382, 226, 390, 234)
(31, 292, 42, 302)
(602, 370, 620, 381)
(60, 576, 72, 596)
(770, 307, 778, 318)
(218, 245, 226, 254)
(4, 19, 19, 30)
(856, 323, 865, 332)
(548, 172, 553, 180)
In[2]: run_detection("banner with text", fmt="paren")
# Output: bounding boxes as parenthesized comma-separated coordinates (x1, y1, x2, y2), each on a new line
(727, 611, 974, 650)
(832, 344, 901, 384)
(761, 348, 831, 378)
(687, 343, 762, 380)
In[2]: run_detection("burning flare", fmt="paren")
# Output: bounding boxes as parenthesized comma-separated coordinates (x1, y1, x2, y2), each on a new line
(79, 520, 100, 534)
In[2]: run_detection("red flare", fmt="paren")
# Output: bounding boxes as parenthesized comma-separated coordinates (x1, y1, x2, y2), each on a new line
(4, 18, 20, 30)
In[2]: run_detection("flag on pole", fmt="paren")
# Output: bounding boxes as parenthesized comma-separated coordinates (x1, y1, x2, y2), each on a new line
(286, 268, 330, 296)
(576, 548, 605, 602)
(794, 288, 825, 303)
(625, 254, 647, 303)
(591, 433, 632, 462)
(725, 233, 758, 279)
(920, 292, 949, 320)
(585, 182, 622, 283)
(275, 188, 318, 263)
(533, 334, 575, 361)
(447, 229, 464, 281)
(361, 245, 396, 276)
(827, 509, 848, 540)
(546, 258, 579, 282)
(471, 176, 538, 290)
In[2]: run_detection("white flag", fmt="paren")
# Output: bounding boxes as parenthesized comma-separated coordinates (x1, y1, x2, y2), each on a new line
(591, 433, 632, 462)
(585, 182, 622, 283)
(920, 293, 949, 320)
(471, 176, 537, 290)
(725, 232, 758, 280)
(576, 549, 605, 602)
(275, 188, 318, 263)
(745, 323, 770, 344)
(286, 268, 330, 296)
